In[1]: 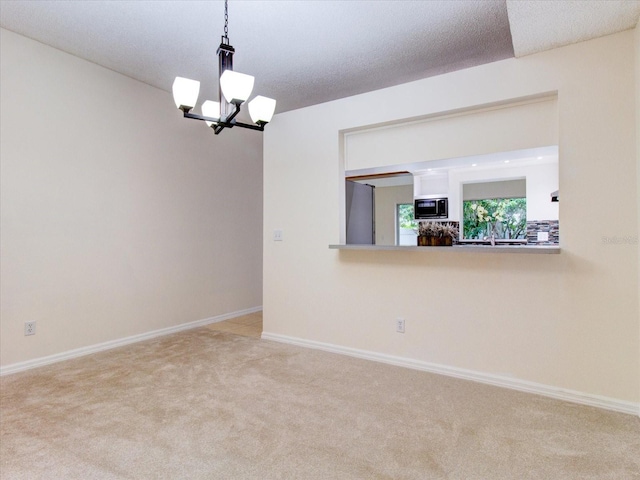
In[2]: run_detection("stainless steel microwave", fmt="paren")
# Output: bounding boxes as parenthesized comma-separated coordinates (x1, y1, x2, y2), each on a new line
(414, 198, 448, 219)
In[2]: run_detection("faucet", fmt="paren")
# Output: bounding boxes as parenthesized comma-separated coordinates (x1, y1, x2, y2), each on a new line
(483, 234, 496, 246)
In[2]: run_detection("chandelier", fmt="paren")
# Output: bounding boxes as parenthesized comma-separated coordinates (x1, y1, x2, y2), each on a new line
(171, 0, 276, 134)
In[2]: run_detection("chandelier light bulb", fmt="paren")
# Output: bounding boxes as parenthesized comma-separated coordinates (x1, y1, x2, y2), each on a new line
(201, 100, 221, 126)
(248, 96, 277, 124)
(220, 70, 255, 104)
(172, 77, 200, 111)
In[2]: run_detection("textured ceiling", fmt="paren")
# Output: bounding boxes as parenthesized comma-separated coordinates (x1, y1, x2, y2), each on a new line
(507, 0, 640, 56)
(1, 1, 639, 114)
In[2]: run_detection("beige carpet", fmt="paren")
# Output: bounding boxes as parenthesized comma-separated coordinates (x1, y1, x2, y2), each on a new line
(1, 328, 639, 479)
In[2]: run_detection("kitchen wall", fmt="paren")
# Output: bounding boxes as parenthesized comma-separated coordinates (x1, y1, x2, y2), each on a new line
(0, 29, 263, 368)
(374, 184, 413, 245)
(448, 160, 559, 222)
(263, 30, 639, 411)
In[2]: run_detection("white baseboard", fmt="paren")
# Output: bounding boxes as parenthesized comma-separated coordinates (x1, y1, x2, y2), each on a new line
(261, 331, 639, 417)
(0, 306, 262, 376)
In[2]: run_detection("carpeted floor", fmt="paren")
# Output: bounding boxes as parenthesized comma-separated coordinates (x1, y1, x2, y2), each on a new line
(206, 311, 263, 337)
(1, 328, 639, 479)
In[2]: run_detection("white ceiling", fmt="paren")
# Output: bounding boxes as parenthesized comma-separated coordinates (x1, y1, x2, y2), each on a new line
(1, 0, 639, 114)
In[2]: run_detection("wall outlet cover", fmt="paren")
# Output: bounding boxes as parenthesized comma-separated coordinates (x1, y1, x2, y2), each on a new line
(537, 231, 549, 242)
(24, 321, 36, 336)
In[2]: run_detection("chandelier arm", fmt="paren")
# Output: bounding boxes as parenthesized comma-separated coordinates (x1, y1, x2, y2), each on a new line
(224, 102, 242, 123)
(213, 120, 264, 134)
(214, 101, 242, 134)
(233, 121, 265, 131)
(183, 112, 222, 123)
(182, 110, 265, 134)
(182, 101, 240, 125)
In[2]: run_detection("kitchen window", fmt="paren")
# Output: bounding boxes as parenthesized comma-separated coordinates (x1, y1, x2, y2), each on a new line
(397, 203, 418, 245)
(462, 179, 527, 240)
(463, 198, 527, 239)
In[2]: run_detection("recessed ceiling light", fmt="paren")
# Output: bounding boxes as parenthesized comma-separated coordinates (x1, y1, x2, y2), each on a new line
(504, 160, 510, 163)
(472, 163, 477, 167)
(537, 156, 543, 160)
(427, 168, 432, 171)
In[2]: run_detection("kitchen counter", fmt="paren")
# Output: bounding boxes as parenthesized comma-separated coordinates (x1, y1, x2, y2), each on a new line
(329, 244, 560, 254)
(457, 239, 528, 246)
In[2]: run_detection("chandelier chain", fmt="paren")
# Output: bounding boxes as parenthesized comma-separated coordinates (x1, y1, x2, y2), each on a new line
(223, 0, 229, 39)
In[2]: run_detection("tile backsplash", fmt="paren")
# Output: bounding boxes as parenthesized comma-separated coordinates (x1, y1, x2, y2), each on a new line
(526, 220, 559, 244)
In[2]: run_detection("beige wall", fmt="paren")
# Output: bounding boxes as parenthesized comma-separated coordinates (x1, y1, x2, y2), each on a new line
(263, 31, 639, 406)
(636, 20, 640, 407)
(344, 96, 558, 171)
(0, 29, 263, 367)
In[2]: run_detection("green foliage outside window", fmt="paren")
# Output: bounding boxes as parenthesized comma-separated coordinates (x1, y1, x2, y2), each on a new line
(463, 198, 526, 239)
(398, 203, 418, 230)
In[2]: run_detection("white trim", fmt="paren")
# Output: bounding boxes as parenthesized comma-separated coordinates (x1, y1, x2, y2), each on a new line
(0, 306, 262, 376)
(261, 331, 639, 417)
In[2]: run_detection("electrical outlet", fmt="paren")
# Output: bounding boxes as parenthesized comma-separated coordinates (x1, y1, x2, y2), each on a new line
(273, 229, 283, 241)
(25, 321, 36, 336)
(396, 318, 405, 333)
